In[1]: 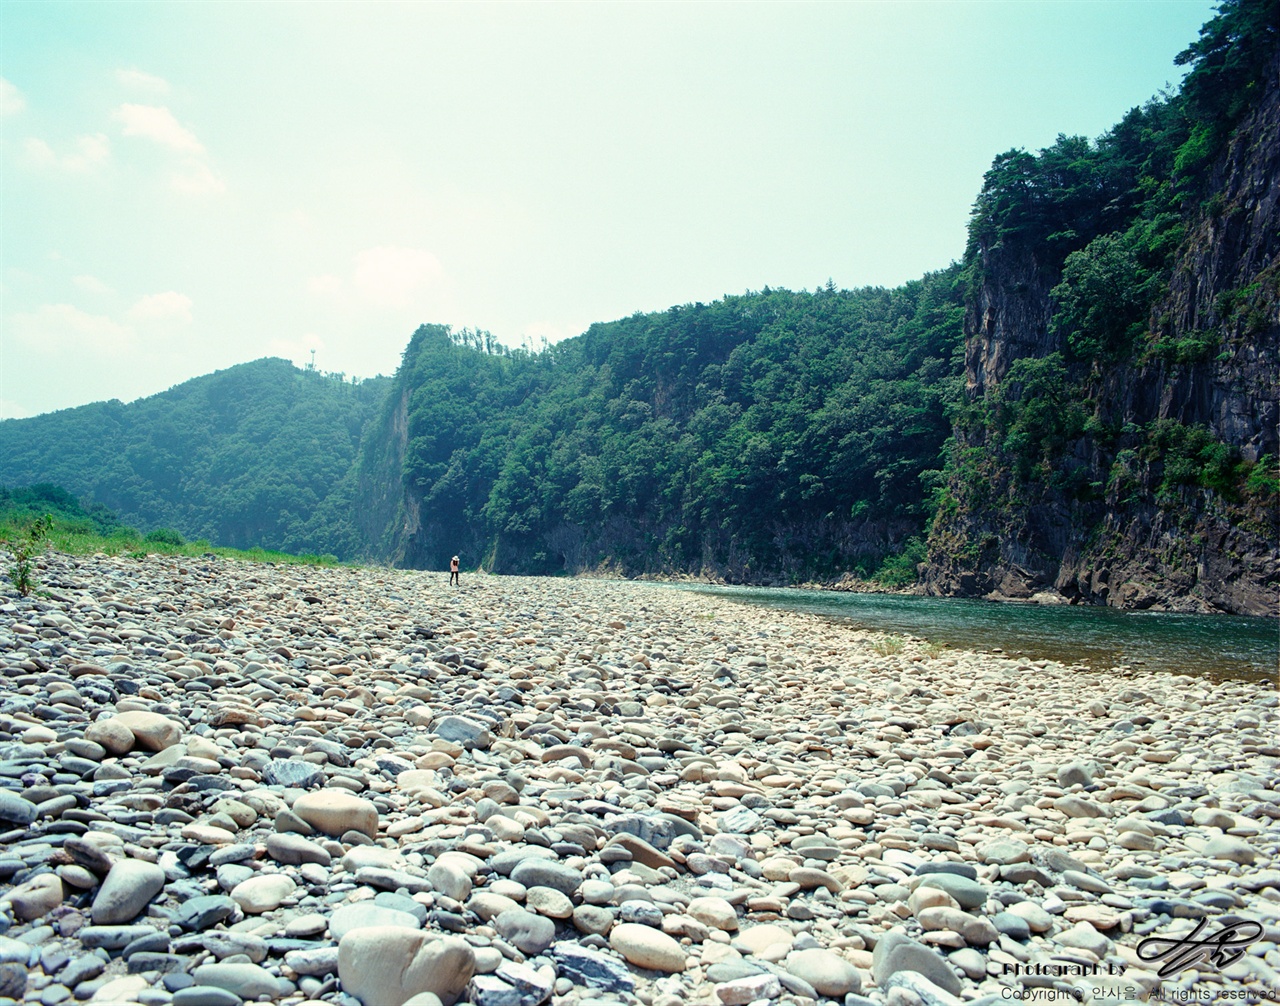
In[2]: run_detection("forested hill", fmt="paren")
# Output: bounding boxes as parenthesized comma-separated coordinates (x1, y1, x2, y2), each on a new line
(0, 359, 389, 558)
(362, 277, 964, 581)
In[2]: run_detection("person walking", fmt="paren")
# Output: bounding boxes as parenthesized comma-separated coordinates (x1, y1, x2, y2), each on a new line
(449, 555, 460, 586)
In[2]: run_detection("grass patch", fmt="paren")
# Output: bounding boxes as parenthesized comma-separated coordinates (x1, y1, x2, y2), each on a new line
(0, 512, 345, 569)
(872, 634, 906, 656)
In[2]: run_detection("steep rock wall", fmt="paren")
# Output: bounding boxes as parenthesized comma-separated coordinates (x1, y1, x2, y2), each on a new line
(926, 62, 1279, 615)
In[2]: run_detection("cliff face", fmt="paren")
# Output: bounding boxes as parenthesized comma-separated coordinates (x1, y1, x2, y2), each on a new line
(351, 384, 416, 563)
(925, 60, 1279, 616)
(965, 240, 1061, 397)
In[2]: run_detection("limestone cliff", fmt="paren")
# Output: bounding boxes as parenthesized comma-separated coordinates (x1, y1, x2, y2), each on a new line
(925, 55, 1279, 615)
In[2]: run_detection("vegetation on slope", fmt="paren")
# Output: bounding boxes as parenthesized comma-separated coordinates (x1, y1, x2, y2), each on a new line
(0, 484, 343, 570)
(388, 273, 964, 580)
(932, 0, 1279, 562)
(0, 360, 388, 559)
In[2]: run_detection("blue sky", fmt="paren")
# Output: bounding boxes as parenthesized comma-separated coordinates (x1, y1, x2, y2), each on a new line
(2, 1, 1216, 419)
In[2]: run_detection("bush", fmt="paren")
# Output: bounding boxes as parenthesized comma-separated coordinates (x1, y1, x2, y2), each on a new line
(872, 537, 927, 588)
(144, 528, 186, 546)
(3, 514, 53, 597)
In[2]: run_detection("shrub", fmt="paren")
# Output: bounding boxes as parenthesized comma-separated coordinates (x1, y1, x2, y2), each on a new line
(872, 635, 906, 656)
(144, 528, 186, 546)
(3, 514, 53, 597)
(872, 537, 927, 588)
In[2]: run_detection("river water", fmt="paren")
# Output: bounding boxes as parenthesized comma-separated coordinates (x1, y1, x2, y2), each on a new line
(662, 583, 1278, 683)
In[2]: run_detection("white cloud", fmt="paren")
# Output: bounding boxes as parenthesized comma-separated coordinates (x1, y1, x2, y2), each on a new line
(170, 161, 226, 195)
(521, 319, 587, 346)
(352, 246, 444, 308)
(126, 291, 193, 324)
(0, 78, 25, 116)
(266, 332, 325, 368)
(116, 69, 171, 94)
(306, 247, 446, 311)
(23, 134, 110, 172)
(12, 304, 134, 354)
(306, 274, 344, 299)
(0, 400, 33, 421)
(114, 103, 204, 153)
(73, 275, 114, 295)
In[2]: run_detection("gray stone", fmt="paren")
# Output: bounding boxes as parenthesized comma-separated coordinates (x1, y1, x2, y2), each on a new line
(493, 909, 555, 955)
(338, 928, 475, 1006)
(91, 861, 165, 925)
(991, 912, 1031, 941)
(784, 948, 862, 997)
(191, 962, 281, 1000)
(870, 932, 961, 997)
(172, 987, 244, 1006)
(603, 814, 675, 850)
(469, 974, 522, 1006)
(882, 970, 962, 1006)
(915, 874, 987, 910)
(718, 807, 763, 834)
(433, 716, 492, 749)
(0, 963, 25, 999)
(376, 892, 429, 924)
(510, 859, 582, 896)
(493, 961, 554, 1006)
(978, 839, 1030, 866)
(1056, 761, 1094, 788)
(266, 832, 331, 866)
(284, 947, 340, 977)
(551, 944, 636, 993)
(174, 895, 238, 931)
(717, 973, 782, 1004)
(489, 847, 559, 876)
(77, 925, 160, 950)
(59, 955, 105, 988)
(1202, 836, 1257, 865)
(913, 862, 977, 881)
(1062, 869, 1111, 894)
(264, 759, 325, 789)
(0, 793, 36, 828)
(707, 962, 767, 983)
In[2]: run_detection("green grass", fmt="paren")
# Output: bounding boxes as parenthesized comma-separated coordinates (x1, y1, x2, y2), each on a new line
(0, 513, 344, 569)
(872, 634, 907, 656)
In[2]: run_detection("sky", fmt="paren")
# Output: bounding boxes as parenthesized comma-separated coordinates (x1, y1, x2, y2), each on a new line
(1, 0, 1217, 420)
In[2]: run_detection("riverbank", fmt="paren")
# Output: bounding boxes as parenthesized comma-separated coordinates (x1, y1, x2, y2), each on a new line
(0, 552, 1276, 1006)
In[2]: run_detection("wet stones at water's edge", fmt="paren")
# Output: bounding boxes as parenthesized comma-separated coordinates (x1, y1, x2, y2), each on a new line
(0, 550, 1274, 1006)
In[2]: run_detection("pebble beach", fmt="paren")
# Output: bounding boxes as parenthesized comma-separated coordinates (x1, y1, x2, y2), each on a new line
(0, 551, 1276, 1006)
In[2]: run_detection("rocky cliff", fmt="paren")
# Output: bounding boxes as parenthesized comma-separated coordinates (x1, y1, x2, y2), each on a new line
(924, 53, 1279, 615)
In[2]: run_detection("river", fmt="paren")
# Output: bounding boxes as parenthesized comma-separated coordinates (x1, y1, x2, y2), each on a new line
(661, 583, 1278, 683)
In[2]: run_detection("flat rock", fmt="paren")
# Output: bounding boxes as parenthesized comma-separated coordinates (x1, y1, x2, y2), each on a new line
(784, 947, 862, 996)
(230, 873, 296, 913)
(338, 927, 476, 1006)
(191, 962, 281, 1000)
(330, 903, 422, 941)
(113, 710, 183, 750)
(552, 943, 635, 993)
(609, 923, 687, 972)
(293, 789, 379, 839)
